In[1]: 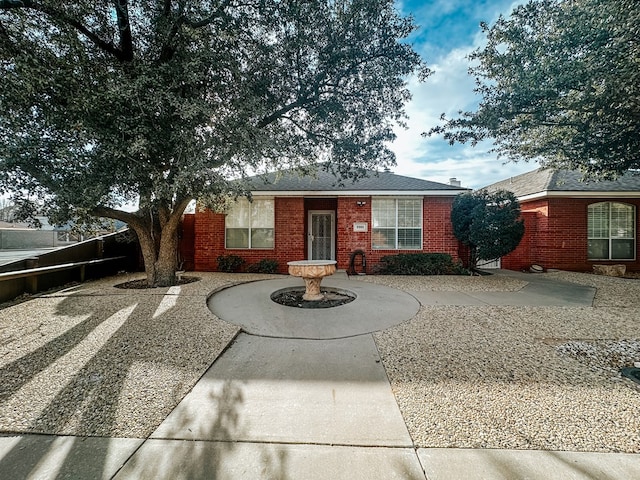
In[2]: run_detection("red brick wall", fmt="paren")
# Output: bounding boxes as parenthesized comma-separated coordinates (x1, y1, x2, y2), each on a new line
(193, 207, 225, 271)
(423, 197, 460, 256)
(190, 195, 462, 273)
(193, 197, 305, 273)
(363, 196, 461, 271)
(337, 197, 372, 269)
(277, 197, 306, 265)
(179, 214, 195, 271)
(501, 197, 640, 272)
(500, 211, 537, 271)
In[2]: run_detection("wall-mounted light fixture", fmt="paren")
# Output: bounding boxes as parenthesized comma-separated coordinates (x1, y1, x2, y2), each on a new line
(356, 201, 366, 207)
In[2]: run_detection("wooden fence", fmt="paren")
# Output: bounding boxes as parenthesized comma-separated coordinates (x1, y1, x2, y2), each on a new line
(0, 231, 139, 303)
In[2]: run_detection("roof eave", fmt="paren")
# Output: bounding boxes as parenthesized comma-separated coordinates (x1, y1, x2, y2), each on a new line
(519, 190, 640, 202)
(250, 189, 469, 197)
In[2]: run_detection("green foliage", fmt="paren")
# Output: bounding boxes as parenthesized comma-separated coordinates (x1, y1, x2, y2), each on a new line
(451, 190, 525, 269)
(246, 258, 279, 274)
(216, 254, 245, 273)
(375, 253, 469, 275)
(0, 1, 427, 286)
(428, 0, 640, 178)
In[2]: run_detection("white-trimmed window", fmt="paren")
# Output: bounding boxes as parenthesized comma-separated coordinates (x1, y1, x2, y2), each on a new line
(372, 198, 422, 249)
(588, 202, 635, 260)
(225, 198, 274, 249)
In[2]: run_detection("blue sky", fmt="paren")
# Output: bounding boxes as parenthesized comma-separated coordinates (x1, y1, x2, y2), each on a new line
(390, 0, 537, 189)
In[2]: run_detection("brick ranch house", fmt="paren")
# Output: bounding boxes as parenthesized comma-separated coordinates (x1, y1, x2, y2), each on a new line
(180, 169, 469, 274)
(484, 168, 640, 273)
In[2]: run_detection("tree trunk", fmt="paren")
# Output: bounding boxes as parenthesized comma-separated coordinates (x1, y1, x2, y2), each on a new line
(133, 222, 180, 286)
(154, 224, 179, 287)
(135, 227, 159, 286)
(93, 199, 189, 287)
(469, 245, 478, 271)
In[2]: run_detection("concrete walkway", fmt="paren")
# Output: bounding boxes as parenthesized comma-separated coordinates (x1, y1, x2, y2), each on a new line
(407, 270, 597, 307)
(2, 271, 640, 479)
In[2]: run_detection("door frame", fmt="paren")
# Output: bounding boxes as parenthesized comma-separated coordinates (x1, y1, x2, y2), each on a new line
(307, 210, 336, 260)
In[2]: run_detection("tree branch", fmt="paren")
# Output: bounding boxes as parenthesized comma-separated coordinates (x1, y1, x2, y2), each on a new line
(183, 0, 233, 28)
(0, 1, 31, 8)
(0, 21, 18, 56)
(0, 0, 133, 61)
(281, 115, 331, 143)
(257, 97, 312, 128)
(114, 0, 133, 61)
(92, 206, 143, 229)
(162, 0, 172, 16)
(168, 197, 192, 229)
(158, 1, 185, 63)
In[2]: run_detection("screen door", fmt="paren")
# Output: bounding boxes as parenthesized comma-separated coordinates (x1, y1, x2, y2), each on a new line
(308, 211, 335, 260)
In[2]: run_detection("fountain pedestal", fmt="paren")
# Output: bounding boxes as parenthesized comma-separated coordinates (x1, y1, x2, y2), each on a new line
(287, 260, 337, 301)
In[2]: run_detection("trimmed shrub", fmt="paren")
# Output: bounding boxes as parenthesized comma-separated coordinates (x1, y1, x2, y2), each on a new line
(216, 254, 245, 272)
(374, 253, 469, 275)
(451, 190, 524, 269)
(246, 259, 279, 274)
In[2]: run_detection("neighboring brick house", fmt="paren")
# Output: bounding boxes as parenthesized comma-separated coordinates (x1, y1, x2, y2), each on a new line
(484, 168, 640, 272)
(187, 169, 469, 273)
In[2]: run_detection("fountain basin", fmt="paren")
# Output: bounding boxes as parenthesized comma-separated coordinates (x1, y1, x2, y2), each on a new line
(287, 260, 337, 301)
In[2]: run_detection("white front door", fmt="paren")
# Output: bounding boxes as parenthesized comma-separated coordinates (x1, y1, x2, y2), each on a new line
(308, 210, 335, 260)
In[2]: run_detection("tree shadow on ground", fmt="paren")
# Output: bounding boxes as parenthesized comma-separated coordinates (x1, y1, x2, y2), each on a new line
(114, 380, 289, 479)
(0, 285, 287, 479)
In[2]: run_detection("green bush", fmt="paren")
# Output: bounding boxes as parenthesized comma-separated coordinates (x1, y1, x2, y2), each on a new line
(374, 253, 469, 275)
(216, 254, 245, 272)
(246, 259, 279, 274)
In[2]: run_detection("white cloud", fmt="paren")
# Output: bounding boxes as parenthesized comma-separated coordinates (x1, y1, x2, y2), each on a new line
(389, 8, 538, 189)
(392, 146, 537, 189)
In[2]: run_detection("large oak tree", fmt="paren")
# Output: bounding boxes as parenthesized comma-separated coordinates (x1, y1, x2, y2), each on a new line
(0, 0, 427, 285)
(428, 0, 640, 178)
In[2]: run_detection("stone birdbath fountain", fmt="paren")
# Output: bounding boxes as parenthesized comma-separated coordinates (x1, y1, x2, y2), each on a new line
(287, 260, 337, 301)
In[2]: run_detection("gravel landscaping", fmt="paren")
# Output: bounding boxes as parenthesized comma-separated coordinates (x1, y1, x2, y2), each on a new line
(0, 272, 276, 438)
(1, 269, 639, 454)
(369, 272, 640, 453)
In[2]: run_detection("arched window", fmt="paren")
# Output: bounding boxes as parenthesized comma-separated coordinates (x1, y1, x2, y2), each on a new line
(588, 202, 636, 260)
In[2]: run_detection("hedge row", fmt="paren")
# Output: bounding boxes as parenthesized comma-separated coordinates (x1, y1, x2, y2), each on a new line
(374, 253, 469, 275)
(216, 255, 279, 274)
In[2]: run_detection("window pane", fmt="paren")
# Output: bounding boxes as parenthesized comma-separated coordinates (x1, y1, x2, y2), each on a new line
(372, 198, 423, 250)
(251, 199, 274, 228)
(588, 239, 609, 260)
(226, 199, 250, 228)
(226, 228, 249, 248)
(610, 203, 634, 238)
(612, 239, 634, 260)
(372, 199, 396, 228)
(251, 228, 274, 249)
(372, 228, 395, 249)
(588, 203, 609, 238)
(398, 228, 421, 249)
(588, 202, 635, 259)
(398, 199, 421, 228)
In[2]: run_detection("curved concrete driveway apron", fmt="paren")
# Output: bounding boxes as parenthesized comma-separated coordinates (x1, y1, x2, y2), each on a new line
(120, 274, 427, 479)
(112, 272, 634, 480)
(207, 276, 421, 339)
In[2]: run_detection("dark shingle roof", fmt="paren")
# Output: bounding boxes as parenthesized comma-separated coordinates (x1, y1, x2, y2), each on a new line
(246, 169, 468, 193)
(483, 168, 640, 197)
